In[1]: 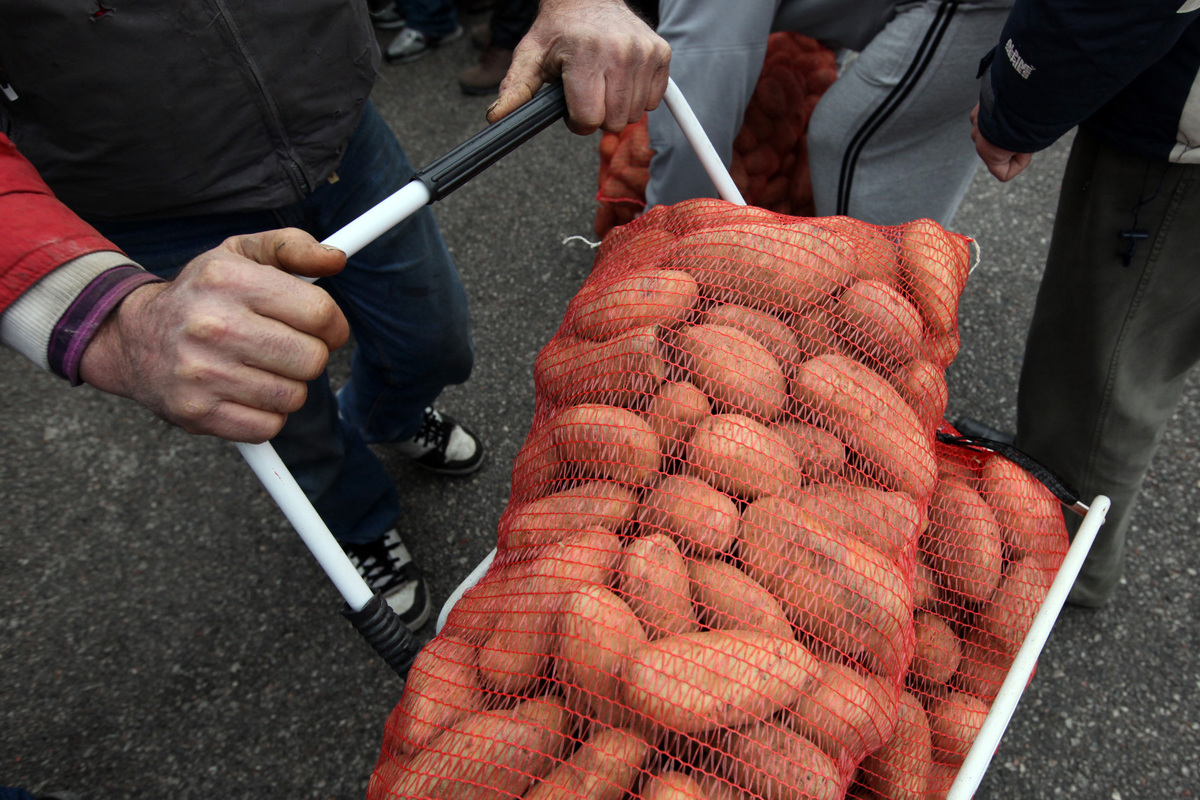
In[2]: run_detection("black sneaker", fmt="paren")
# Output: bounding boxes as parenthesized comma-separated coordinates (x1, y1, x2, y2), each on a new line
(391, 406, 484, 475)
(344, 529, 431, 631)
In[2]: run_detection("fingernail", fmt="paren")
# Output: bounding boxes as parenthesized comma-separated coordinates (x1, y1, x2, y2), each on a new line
(321, 244, 344, 253)
(487, 99, 499, 116)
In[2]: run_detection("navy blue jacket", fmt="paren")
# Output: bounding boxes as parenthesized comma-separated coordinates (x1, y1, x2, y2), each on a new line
(977, 0, 1200, 163)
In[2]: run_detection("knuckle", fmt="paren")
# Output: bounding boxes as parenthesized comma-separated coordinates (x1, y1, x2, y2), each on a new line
(299, 347, 329, 381)
(274, 378, 309, 413)
(183, 312, 230, 345)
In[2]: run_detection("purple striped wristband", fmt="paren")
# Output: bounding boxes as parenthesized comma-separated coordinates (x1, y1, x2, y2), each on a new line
(49, 265, 166, 386)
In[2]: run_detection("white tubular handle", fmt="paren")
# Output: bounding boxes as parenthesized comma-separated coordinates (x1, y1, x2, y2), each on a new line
(663, 77, 747, 206)
(237, 440, 375, 611)
(946, 494, 1111, 800)
(322, 180, 432, 257)
(235, 181, 432, 613)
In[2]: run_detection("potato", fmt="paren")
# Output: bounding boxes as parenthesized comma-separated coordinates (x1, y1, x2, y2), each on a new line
(928, 327, 961, 367)
(666, 224, 863, 313)
(557, 585, 649, 728)
(694, 773, 753, 800)
(374, 694, 570, 800)
(388, 635, 482, 755)
(790, 661, 900, 762)
(688, 558, 793, 639)
(638, 474, 739, 557)
(686, 413, 801, 500)
(511, 415, 564, 500)
(657, 196, 777, 233)
(936, 449, 981, 489)
(622, 630, 818, 734)
(781, 483, 922, 563)
(525, 727, 650, 800)
(549, 403, 661, 485)
(979, 454, 1067, 559)
(727, 723, 847, 800)
(927, 690, 989, 765)
(833, 278, 925, 374)
(702, 302, 806, 377)
(956, 626, 1013, 700)
(536, 325, 665, 407)
(568, 268, 699, 340)
(927, 760, 961, 800)
(618, 533, 700, 638)
(859, 691, 933, 800)
(773, 421, 847, 484)
(792, 354, 937, 498)
(978, 557, 1056, 655)
(640, 771, 708, 800)
(793, 305, 843, 360)
(923, 476, 1004, 605)
(477, 529, 623, 692)
(477, 618, 555, 695)
(645, 380, 711, 459)
(740, 495, 915, 675)
(892, 358, 949, 433)
(897, 218, 971, 335)
(503, 481, 637, 549)
(818, 216, 900, 282)
(677, 323, 788, 420)
(914, 554, 943, 610)
(910, 610, 962, 687)
(594, 221, 678, 270)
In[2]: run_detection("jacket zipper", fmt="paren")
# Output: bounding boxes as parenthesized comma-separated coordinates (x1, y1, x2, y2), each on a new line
(211, 0, 311, 196)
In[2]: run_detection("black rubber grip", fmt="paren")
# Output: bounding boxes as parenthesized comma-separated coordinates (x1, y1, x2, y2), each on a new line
(414, 83, 568, 202)
(341, 593, 421, 680)
(936, 432, 1081, 507)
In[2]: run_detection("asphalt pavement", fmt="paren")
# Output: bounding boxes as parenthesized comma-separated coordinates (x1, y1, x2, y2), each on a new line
(2, 12, 1197, 800)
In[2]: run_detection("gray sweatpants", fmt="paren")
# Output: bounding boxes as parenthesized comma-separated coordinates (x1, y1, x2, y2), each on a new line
(647, 0, 1011, 228)
(1015, 128, 1200, 607)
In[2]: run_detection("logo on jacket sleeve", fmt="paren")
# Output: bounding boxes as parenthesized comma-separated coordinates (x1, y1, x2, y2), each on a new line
(1005, 39, 1035, 79)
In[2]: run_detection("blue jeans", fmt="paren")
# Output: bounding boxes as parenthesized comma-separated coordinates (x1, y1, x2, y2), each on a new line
(0, 790, 36, 800)
(403, 0, 459, 38)
(89, 102, 474, 545)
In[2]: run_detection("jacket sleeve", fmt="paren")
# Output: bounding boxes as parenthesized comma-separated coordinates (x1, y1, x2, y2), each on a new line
(0, 133, 161, 383)
(977, 0, 1199, 153)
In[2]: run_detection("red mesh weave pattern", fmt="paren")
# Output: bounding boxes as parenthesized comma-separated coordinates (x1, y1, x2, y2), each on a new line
(368, 200, 1068, 800)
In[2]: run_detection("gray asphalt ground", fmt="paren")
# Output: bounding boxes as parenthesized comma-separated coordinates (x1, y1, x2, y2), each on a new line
(2, 11, 1198, 800)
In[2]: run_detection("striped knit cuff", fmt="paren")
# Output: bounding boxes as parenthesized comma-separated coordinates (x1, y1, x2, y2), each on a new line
(50, 266, 165, 385)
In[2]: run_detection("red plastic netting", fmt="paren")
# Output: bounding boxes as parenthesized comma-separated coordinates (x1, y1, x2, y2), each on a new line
(594, 32, 838, 239)
(367, 200, 1069, 800)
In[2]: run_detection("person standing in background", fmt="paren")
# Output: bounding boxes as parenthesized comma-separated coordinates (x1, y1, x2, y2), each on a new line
(459, 0, 539, 95)
(969, 0, 1200, 607)
(385, 0, 465, 63)
(645, 0, 1013, 228)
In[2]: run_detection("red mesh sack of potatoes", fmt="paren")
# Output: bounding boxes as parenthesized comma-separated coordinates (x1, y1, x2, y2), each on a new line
(367, 199, 988, 800)
(842, 431, 1069, 800)
(594, 32, 839, 239)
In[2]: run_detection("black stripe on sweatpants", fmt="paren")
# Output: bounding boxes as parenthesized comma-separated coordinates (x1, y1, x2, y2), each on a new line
(835, 0, 960, 216)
